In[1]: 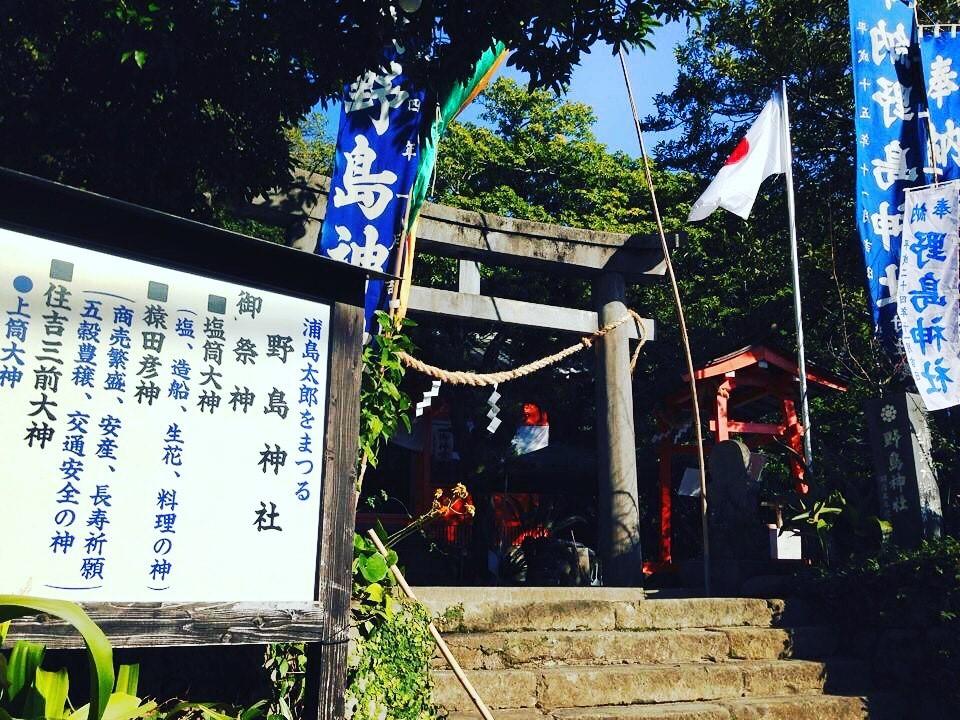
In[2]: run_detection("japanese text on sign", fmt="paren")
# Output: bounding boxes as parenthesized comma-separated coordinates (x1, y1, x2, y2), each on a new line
(898, 183, 960, 411)
(0, 228, 330, 601)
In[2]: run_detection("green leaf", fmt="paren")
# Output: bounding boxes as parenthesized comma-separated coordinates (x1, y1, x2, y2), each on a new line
(34, 667, 70, 720)
(114, 665, 138, 696)
(69, 693, 157, 720)
(359, 554, 388, 583)
(365, 583, 384, 603)
(0, 596, 114, 720)
(240, 700, 269, 720)
(7, 640, 45, 701)
(133, 50, 147, 68)
(120, 50, 133, 63)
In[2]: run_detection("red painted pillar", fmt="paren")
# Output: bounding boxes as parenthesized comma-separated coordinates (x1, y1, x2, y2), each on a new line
(715, 380, 731, 443)
(781, 397, 808, 495)
(657, 439, 673, 564)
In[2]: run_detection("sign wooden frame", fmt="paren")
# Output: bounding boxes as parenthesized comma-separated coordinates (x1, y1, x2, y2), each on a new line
(0, 168, 367, 720)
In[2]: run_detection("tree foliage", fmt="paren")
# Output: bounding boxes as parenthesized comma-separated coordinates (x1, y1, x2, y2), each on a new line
(0, 0, 700, 214)
(425, 21, 958, 550)
(648, 0, 958, 503)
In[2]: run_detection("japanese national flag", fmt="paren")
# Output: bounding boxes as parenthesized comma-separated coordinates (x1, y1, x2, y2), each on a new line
(688, 92, 787, 222)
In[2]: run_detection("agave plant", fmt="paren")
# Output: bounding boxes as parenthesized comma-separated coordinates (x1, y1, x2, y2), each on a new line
(2, 596, 115, 720)
(1, 596, 269, 720)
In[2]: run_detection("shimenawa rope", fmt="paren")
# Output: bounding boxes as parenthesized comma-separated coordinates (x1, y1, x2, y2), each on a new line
(398, 309, 647, 387)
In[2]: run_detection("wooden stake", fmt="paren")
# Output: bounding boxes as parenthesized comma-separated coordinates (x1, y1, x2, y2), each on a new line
(365, 529, 495, 720)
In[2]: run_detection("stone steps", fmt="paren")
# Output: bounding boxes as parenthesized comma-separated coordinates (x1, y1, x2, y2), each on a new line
(432, 659, 867, 711)
(446, 694, 880, 720)
(416, 588, 876, 718)
(431, 626, 838, 669)
(421, 590, 797, 634)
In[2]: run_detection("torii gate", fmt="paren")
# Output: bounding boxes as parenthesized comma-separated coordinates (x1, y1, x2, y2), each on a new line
(248, 169, 672, 585)
(653, 344, 848, 568)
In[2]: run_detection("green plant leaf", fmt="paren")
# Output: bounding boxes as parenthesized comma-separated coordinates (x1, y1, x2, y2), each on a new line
(7, 639, 45, 701)
(133, 50, 147, 68)
(240, 699, 269, 720)
(69, 692, 157, 720)
(114, 665, 139, 696)
(34, 667, 70, 720)
(0, 596, 114, 720)
(359, 555, 388, 583)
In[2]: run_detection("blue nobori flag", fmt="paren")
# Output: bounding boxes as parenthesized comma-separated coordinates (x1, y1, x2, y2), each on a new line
(318, 46, 426, 331)
(919, 26, 960, 182)
(849, 0, 932, 341)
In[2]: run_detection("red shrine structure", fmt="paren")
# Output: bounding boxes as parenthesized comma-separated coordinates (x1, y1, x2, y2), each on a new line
(653, 345, 848, 568)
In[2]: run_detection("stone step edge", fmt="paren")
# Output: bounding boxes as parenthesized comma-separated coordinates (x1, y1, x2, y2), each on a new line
(430, 627, 840, 669)
(431, 659, 870, 712)
(425, 597, 811, 633)
(443, 694, 876, 720)
(550, 694, 880, 720)
(431, 657, 859, 679)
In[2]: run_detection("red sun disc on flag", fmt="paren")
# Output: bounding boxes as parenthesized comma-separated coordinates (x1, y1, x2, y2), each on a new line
(724, 137, 750, 165)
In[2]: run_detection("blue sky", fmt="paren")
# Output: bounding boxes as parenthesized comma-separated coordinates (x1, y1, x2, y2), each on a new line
(321, 22, 691, 157)
(457, 22, 690, 154)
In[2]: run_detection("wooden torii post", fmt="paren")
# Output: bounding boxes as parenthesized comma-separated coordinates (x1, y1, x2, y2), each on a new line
(248, 170, 673, 586)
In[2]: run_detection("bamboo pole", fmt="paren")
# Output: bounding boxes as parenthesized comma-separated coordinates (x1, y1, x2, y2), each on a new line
(365, 529, 495, 720)
(618, 49, 711, 593)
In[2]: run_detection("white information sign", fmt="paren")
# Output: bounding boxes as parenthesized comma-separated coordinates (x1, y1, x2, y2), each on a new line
(0, 228, 330, 601)
(898, 183, 960, 411)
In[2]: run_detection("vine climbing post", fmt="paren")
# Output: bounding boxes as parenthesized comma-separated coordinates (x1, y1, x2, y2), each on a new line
(594, 271, 643, 586)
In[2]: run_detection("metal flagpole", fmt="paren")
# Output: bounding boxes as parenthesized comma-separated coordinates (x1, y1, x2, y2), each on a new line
(780, 79, 814, 471)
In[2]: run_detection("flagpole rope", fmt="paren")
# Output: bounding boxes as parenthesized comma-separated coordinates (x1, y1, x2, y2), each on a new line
(397, 309, 647, 386)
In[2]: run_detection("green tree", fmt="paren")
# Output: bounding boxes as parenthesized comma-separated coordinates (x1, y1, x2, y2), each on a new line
(0, 0, 700, 215)
(648, 0, 958, 515)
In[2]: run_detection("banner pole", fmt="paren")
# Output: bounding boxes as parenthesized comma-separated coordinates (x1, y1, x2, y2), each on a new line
(780, 79, 814, 472)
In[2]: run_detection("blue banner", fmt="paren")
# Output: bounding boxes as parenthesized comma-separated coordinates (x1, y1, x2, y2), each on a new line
(849, 0, 931, 340)
(919, 27, 960, 182)
(318, 47, 426, 332)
